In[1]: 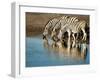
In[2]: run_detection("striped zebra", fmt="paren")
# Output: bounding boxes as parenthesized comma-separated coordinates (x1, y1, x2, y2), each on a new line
(43, 17, 61, 40)
(43, 16, 68, 41)
(51, 16, 79, 42)
(58, 20, 87, 42)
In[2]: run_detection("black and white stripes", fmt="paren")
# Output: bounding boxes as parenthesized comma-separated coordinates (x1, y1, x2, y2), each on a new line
(43, 15, 87, 43)
(43, 17, 61, 38)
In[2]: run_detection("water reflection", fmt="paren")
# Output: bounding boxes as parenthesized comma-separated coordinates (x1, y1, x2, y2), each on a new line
(26, 37, 89, 67)
(43, 38, 88, 61)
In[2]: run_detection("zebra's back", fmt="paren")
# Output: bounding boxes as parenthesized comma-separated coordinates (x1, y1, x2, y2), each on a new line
(70, 20, 86, 33)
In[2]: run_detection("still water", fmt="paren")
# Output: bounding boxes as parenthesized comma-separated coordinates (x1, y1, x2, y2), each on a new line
(26, 36, 90, 67)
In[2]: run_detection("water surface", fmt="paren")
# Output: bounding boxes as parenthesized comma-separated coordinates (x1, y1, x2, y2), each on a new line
(26, 36, 90, 67)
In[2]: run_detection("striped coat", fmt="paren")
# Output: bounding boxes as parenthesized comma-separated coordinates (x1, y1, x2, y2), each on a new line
(59, 19, 87, 41)
(43, 17, 61, 38)
(52, 16, 79, 41)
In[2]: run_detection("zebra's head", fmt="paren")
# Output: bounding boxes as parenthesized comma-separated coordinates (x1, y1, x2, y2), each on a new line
(43, 22, 52, 37)
(58, 30, 63, 40)
(51, 30, 59, 42)
(51, 29, 57, 39)
(58, 23, 67, 40)
(43, 28, 48, 40)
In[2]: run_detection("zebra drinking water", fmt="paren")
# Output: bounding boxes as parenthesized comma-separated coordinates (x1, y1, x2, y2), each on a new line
(43, 15, 87, 48)
(43, 16, 61, 41)
(58, 20, 87, 42)
(51, 16, 79, 42)
(43, 16, 68, 43)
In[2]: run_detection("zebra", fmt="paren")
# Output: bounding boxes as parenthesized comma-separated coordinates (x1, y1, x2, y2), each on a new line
(51, 16, 79, 42)
(43, 16, 69, 42)
(58, 20, 87, 42)
(43, 16, 61, 41)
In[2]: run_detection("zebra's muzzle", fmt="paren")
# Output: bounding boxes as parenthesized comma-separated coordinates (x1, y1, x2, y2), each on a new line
(43, 35, 46, 40)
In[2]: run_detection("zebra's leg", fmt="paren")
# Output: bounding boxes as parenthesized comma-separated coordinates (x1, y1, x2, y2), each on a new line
(67, 30, 71, 40)
(82, 29, 87, 41)
(72, 38, 76, 48)
(58, 30, 62, 40)
(67, 30, 71, 49)
(72, 33, 76, 41)
(76, 33, 78, 40)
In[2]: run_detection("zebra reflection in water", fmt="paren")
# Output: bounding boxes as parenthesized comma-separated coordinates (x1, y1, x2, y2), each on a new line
(42, 15, 89, 62)
(43, 38, 87, 60)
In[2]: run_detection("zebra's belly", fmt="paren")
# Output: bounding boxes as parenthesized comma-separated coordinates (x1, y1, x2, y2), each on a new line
(71, 28, 80, 34)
